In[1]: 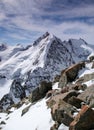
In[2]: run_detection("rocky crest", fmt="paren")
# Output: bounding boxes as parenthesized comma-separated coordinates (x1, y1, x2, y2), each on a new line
(46, 58, 94, 130)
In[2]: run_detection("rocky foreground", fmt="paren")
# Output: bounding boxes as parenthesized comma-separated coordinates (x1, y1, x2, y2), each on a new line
(0, 55, 94, 130)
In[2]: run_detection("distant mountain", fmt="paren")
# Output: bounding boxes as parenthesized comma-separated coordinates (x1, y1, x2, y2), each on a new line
(0, 32, 94, 109)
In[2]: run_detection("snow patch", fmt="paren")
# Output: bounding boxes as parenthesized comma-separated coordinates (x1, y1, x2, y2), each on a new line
(1, 98, 54, 130)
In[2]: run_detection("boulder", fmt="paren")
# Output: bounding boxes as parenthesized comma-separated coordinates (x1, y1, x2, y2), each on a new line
(69, 105, 94, 130)
(30, 87, 40, 102)
(47, 90, 78, 108)
(59, 62, 85, 88)
(29, 81, 52, 102)
(46, 92, 79, 126)
(63, 91, 79, 103)
(51, 100, 74, 126)
(39, 81, 52, 96)
(78, 84, 94, 107)
(76, 73, 94, 84)
(68, 96, 84, 108)
(0, 121, 6, 125)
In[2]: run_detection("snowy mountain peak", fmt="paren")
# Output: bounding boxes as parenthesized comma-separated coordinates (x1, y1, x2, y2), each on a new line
(0, 43, 7, 51)
(33, 32, 54, 46)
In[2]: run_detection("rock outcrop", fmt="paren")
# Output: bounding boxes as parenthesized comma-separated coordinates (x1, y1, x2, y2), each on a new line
(29, 81, 52, 102)
(78, 84, 94, 107)
(76, 72, 94, 84)
(69, 105, 94, 130)
(46, 92, 79, 126)
(58, 62, 85, 88)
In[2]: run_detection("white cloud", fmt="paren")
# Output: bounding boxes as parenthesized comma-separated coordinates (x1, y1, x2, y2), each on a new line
(0, 0, 94, 45)
(0, 13, 6, 21)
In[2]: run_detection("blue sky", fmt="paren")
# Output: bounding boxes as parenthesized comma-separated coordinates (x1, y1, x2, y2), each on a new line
(0, 0, 94, 45)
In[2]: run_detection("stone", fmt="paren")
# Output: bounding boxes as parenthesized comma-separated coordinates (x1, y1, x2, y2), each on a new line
(68, 96, 84, 108)
(30, 87, 40, 102)
(0, 121, 6, 125)
(76, 73, 94, 84)
(69, 105, 94, 130)
(78, 84, 94, 107)
(59, 62, 85, 88)
(21, 105, 31, 116)
(47, 90, 78, 108)
(39, 81, 52, 97)
(71, 84, 87, 91)
(46, 93, 78, 126)
(51, 100, 74, 126)
(29, 81, 52, 102)
(63, 91, 79, 103)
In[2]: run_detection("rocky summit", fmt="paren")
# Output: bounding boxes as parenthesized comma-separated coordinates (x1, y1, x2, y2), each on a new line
(0, 32, 94, 130)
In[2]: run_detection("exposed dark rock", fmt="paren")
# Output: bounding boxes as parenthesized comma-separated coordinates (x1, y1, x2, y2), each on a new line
(50, 122, 60, 130)
(68, 96, 84, 108)
(76, 73, 94, 84)
(75, 77, 84, 84)
(69, 105, 94, 130)
(39, 81, 52, 96)
(59, 62, 85, 88)
(78, 84, 94, 107)
(63, 91, 79, 103)
(51, 100, 74, 126)
(46, 92, 79, 126)
(30, 87, 40, 102)
(89, 55, 94, 62)
(0, 94, 14, 111)
(0, 43, 7, 51)
(29, 81, 52, 102)
(53, 75, 60, 83)
(0, 121, 6, 125)
(10, 79, 26, 100)
(21, 105, 31, 116)
(47, 90, 79, 108)
(70, 83, 87, 91)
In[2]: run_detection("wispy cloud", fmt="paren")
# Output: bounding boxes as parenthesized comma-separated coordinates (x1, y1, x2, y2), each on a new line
(0, 0, 94, 45)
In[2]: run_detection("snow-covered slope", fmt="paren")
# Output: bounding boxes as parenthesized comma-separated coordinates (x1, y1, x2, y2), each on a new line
(0, 32, 94, 105)
(0, 98, 54, 130)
